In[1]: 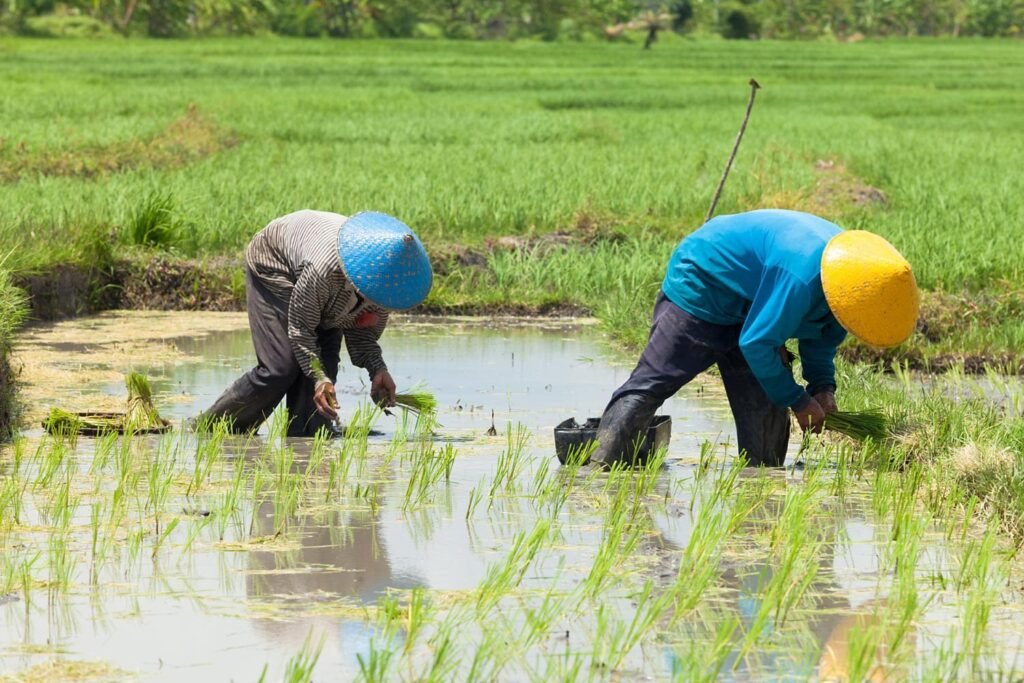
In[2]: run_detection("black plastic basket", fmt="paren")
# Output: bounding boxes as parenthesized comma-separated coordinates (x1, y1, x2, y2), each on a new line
(553, 415, 671, 466)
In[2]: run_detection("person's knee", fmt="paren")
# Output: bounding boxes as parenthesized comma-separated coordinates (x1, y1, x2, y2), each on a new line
(253, 366, 301, 394)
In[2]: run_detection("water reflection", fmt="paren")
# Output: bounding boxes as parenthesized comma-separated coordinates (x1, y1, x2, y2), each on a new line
(653, 484, 916, 680)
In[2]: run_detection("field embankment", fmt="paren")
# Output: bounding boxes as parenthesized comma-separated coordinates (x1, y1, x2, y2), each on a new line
(0, 270, 26, 440)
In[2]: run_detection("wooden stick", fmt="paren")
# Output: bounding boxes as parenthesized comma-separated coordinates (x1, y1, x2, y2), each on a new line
(704, 78, 761, 224)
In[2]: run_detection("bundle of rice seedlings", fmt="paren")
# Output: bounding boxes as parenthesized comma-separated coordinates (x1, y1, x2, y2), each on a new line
(824, 409, 889, 441)
(394, 391, 437, 415)
(43, 408, 85, 435)
(42, 409, 120, 435)
(124, 372, 166, 430)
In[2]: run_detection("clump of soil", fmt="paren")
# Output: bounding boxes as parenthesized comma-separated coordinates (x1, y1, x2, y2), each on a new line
(116, 256, 244, 311)
(0, 103, 239, 183)
(0, 271, 27, 440)
(14, 262, 118, 321)
(0, 348, 15, 441)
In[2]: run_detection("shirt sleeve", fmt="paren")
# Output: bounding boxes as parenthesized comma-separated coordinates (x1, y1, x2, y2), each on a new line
(344, 310, 389, 379)
(738, 267, 814, 408)
(287, 264, 330, 383)
(798, 319, 847, 396)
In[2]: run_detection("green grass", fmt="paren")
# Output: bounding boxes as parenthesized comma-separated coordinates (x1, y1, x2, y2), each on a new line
(0, 267, 27, 440)
(1, 37, 1022, 365)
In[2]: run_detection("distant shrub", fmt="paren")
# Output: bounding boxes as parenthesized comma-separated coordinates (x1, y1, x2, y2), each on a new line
(25, 13, 112, 38)
(412, 22, 443, 39)
(721, 8, 759, 39)
(444, 21, 477, 40)
(268, 4, 323, 37)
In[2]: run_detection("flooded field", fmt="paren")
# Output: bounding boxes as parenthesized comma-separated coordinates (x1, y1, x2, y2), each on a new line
(2, 313, 1023, 682)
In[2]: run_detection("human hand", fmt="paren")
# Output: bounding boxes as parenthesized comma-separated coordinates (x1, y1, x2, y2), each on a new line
(792, 397, 826, 433)
(813, 390, 838, 415)
(370, 370, 396, 407)
(313, 380, 339, 419)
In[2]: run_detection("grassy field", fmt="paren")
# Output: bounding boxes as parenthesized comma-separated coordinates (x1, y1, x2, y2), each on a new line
(1, 39, 1023, 343)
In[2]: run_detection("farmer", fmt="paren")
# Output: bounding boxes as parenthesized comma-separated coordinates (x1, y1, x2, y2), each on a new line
(590, 209, 918, 468)
(197, 210, 432, 437)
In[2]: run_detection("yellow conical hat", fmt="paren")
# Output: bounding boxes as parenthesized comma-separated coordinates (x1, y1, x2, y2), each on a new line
(821, 231, 919, 348)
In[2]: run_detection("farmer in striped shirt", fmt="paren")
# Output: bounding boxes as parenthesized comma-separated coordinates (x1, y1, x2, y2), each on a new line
(198, 210, 432, 436)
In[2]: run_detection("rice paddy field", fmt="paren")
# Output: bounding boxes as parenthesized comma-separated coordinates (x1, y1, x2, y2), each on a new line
(3, 36, 1024, 682)
(4, 314, 1024, 682)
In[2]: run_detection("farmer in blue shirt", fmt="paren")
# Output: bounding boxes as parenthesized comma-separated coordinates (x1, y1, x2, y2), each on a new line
(590, 209, 919, 468)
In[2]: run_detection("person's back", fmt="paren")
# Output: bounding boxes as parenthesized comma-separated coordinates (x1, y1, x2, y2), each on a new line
(246, 210, 347, 292)
(663, 209, 842, 327)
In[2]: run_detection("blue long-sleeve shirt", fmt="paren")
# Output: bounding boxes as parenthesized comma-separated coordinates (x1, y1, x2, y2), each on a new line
(662, 209, 847, 409)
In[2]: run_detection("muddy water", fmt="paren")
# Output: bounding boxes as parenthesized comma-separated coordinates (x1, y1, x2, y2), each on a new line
(2, 314, 1022, 681)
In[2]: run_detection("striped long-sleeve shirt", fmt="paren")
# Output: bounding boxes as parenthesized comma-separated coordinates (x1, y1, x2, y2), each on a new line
(245, 210, 389, 384)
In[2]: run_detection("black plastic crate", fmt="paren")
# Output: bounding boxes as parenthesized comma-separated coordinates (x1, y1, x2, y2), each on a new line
(553, 415, 671, 466)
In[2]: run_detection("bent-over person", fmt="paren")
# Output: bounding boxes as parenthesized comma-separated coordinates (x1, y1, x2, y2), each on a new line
(198, 210, 432, 437)
(590, 209, 919, 468)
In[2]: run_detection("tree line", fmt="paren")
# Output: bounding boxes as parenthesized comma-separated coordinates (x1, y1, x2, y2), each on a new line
(3, 0, 1022, 40)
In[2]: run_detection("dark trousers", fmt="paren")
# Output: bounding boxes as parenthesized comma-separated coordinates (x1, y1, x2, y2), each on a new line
(200, 267, 341, 437)
(607, 292, 790, 467)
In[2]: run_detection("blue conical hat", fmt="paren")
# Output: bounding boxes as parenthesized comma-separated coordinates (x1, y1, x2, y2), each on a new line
(337, 212, 432, 310)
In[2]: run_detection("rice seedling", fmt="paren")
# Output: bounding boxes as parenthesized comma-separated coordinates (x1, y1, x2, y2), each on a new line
(464, 481, 485, 520)
(356, 637, 396, 683)
(488, 422, 530, 500)
(668, 615, 741, 683)
(393, 390, 438, 415)
(402, 587, 431, 653)
(824, 409, 890, 441)
(465, 626, 509, 682)
(213, 454, 247, 541)
(420, 624, 460, 683)
(598, 581, 676, 672)
(402, 442, 457, 510)
(146, 442, 176, 536)
(475, 520, 551, 617)
(187, 425, 226, 498)
(583, 483, 646, 598)
(282, 632, 325, 683)
(123, 370, 167, 430)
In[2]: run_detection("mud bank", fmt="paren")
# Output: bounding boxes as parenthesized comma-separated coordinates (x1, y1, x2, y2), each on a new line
(0, 272, 27, 440)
